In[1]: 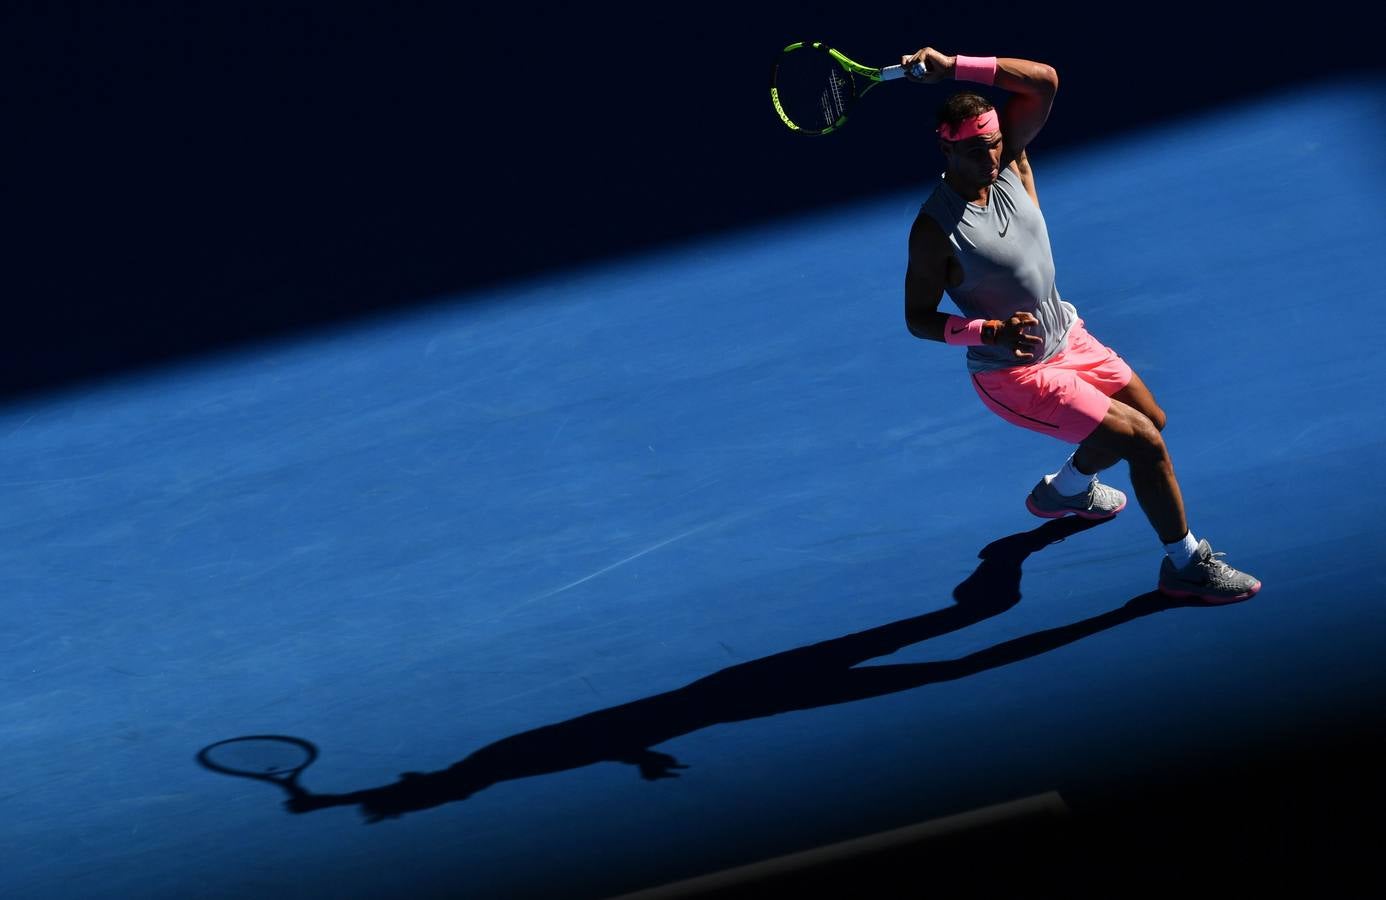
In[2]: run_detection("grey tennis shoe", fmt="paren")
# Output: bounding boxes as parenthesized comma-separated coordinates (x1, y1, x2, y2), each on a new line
(1026, 475, 1128, 520)
(1158, 540, 1262, 603)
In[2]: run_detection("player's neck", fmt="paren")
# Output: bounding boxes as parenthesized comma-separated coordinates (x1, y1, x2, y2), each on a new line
(945, 171, 990, 207)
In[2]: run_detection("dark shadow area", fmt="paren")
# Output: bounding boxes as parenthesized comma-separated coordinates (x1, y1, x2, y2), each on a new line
(287, 582, 1180, 822)
(216, 516, 1193, 825)
(6, 2, 1382, 403)
(194, 515, 1386, 896)
(1058, 718, 1386, 898)
(594, 720, 1386, 899)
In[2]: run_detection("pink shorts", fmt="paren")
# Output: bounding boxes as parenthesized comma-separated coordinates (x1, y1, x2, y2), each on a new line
(970, 319, 1132, 444)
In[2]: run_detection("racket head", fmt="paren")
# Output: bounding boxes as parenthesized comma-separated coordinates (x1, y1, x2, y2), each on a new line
(770, 42, 865, 135)
(197, 735, 319, 790)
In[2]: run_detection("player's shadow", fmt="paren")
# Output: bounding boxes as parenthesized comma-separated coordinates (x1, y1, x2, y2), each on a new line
(250, 516, 1196, 822)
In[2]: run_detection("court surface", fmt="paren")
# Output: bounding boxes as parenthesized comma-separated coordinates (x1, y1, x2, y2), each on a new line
(5, 78, 1385, 899)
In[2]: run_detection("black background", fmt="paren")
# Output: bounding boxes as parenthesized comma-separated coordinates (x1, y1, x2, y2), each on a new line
(6, 1, 1381, 400)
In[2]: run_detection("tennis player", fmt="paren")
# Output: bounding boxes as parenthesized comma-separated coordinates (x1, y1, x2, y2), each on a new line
(901, 47, 1259, 603)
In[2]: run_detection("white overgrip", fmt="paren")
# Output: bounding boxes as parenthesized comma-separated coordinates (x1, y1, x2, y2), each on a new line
(879, 63, 927, 81)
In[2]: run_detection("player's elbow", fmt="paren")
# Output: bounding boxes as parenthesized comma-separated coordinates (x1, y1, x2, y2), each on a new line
(1037, 63, 1058, 95)
(905, 315, 937, 341)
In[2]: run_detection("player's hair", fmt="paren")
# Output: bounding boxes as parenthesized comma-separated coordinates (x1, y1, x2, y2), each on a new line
(937, 92, 995, 131)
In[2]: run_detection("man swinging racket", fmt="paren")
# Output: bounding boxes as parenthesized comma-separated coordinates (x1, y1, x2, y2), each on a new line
(901, 46, 1260, 602)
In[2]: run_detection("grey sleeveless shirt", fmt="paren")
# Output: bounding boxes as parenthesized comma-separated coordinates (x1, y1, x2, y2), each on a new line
(919, 166, 1076, 373)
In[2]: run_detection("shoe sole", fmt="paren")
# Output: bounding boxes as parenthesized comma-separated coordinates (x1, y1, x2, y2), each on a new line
(1157, 581, 1262, 604)
(1025, 494, 1126, 520)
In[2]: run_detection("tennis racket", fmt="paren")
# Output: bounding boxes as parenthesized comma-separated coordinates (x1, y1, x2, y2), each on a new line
(197, 735, 319, 800)
(770, 42, 926, 135)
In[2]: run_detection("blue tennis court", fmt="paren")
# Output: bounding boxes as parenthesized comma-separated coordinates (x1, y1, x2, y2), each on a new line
(5, 76, 1385, 898)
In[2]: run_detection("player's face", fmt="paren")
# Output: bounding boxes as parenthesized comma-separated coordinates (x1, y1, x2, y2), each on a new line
(944, 132, 1004, 184)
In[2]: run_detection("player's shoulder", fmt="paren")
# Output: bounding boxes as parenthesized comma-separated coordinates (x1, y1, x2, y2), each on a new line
(996, 164, 1025, 189)
(909, 204, 953, 259)
(999, 161, 1041, 209)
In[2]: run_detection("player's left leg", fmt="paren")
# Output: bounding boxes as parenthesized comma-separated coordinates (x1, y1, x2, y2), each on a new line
(1024, 322, 1140, 518)
(1071, 370, 1166, 476)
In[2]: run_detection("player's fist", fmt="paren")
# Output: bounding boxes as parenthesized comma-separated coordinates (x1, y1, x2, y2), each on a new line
(901, 47, 954, 83)
(996, 311, 1043, 360)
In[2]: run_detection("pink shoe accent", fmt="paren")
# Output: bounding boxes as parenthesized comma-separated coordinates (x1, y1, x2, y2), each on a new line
(1158, 581, 1262, 604)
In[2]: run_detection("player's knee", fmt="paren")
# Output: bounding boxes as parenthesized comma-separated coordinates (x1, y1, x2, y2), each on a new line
(1126, 416, 1167, 464)
(1148, 405, 1167, 432)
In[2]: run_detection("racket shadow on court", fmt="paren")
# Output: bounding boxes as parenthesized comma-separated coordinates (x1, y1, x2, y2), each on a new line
(197, 515, 1205, 824)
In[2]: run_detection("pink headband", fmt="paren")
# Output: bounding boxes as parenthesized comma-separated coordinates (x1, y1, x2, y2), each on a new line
(937, 109, 1000, 142)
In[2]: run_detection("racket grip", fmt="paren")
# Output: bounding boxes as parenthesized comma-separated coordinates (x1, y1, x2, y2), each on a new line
(880, 62, 927, 81)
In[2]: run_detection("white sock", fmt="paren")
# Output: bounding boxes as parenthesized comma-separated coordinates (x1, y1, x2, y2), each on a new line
(1048, 453, 1094, 496)
(1164, 531, 1200, 569)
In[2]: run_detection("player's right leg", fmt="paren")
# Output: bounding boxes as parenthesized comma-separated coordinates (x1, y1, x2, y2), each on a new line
(1078, 399, 1260, 603)
(1076, 398, 1185, 542)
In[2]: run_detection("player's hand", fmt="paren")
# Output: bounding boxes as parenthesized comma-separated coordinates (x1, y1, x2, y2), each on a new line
(993, 311, 1043, 360)
(284, 793, 328, 814)
(901, 47, 954, 83)
(623, 749, 689, 781)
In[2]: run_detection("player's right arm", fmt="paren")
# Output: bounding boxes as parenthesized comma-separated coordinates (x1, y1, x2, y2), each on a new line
(904, 213, 958, 341)
(905, 213, 1044, 358)
(902, 48, 1057, 171)
(1009, 148, 1039, 208)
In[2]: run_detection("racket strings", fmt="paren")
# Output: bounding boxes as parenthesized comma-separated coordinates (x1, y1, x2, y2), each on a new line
(819, 70, 850, 127)
(774, 48, 855, 132)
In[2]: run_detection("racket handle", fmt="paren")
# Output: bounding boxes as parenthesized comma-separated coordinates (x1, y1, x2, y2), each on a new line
(880, 62, 927, 81)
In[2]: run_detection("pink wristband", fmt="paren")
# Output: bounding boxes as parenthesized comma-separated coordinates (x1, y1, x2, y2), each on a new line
(954, 55, 998, 86)
(943, 315, 989, 346)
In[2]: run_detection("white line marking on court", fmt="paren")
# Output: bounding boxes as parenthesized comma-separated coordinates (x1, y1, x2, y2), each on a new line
(544, 414, 573, 454)
(0, 471, 110, 489)
(485, 509, 760, 623)
(3, 415, 35, 441)
(535, 521, 717, 601)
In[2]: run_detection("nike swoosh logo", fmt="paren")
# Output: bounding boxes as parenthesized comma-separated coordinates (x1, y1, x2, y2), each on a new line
(950, 325, 967, 334)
